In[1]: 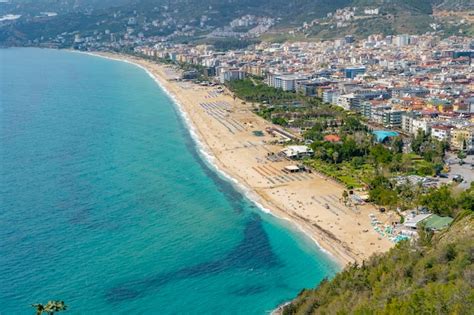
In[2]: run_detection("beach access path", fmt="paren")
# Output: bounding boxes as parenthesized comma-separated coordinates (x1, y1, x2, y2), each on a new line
(94, 52, 394, 266)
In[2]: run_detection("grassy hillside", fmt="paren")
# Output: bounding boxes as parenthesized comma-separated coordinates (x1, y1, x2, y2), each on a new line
(283, 210, 474, 314)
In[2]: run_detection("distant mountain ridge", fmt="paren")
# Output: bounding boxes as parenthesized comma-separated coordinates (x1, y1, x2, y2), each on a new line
(3, 0, 132, 12)
(0, 0, 472, 45)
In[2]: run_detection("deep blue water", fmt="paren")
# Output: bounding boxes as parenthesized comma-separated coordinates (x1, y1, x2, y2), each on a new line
(0, 48, 338, 314)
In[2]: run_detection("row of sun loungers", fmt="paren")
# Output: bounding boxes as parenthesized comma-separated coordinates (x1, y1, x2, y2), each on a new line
(199, 101, 246, 134)
(252, 165, 317, 185)
(369, 213, 410, 243)
(204, 90, 221, 99)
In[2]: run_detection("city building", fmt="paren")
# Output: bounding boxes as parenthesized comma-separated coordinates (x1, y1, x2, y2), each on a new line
(344, 66, 366, 79)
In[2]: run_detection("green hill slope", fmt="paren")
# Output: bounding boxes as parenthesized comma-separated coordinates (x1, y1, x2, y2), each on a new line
(283, 210, 474, 314)
(297, 0, 438, 40)
(0, 0, 350, 44)
(0, 0, 472, 45)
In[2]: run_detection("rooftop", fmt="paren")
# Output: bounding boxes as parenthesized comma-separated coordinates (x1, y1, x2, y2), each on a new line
(373, 130, 399, 142)
(423, 214, 454, 231)
(404, 213, 432, 229)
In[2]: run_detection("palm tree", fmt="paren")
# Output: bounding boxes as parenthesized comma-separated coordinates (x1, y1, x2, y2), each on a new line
(32, 301, 67, 315)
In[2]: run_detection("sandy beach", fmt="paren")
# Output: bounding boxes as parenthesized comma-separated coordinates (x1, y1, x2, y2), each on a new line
(91, 51, 394, 266)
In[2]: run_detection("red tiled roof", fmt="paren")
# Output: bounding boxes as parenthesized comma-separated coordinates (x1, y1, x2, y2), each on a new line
(324, 134, 341, 142)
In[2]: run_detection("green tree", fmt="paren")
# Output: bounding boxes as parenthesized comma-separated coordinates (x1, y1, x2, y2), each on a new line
(411, 129, 427, 154)
(340, 138, 360, 161)
(368, 175, 398, 208)
(313, 145, 327, 160)
(351, 156, 365, 169)
(458, 182, 474, 212)
(32, 301, 67, 315)
(369, 144, 393, 165)
(457, 150, 467, 165)
(341, 116, 364, 133)
(271, 117, 288, 126)
(304, 123, 324, 140)
(418, 185, 456, 217)
(391, 136, 404, 154)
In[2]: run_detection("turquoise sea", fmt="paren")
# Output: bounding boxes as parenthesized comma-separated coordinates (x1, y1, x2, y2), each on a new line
(0, 48, 338, 314)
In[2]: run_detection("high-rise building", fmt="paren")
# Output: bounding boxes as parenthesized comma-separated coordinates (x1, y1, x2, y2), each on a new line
(395, 34, 410, 47)
(344, 67, 366, 79)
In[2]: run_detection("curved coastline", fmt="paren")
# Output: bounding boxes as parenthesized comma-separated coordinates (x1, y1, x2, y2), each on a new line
(1, 47, 343, 313)
(77, 50, 341, 264)
(68, 50, 394, 270)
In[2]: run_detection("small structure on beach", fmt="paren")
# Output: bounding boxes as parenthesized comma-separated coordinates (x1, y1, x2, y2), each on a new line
(284, 165, 301, 173)
(403, 213, 453, 231)
(266, 127, 299, 141)
(281, 145, 314, 159)
(182, 70, 199, 80)
(403, 213, 432, 230)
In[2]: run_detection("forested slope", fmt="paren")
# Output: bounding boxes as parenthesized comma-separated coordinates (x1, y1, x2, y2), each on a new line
(283, 210, 474, 314)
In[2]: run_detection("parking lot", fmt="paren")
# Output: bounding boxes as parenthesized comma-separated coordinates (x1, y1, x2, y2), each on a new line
(444, 153, 474, 189)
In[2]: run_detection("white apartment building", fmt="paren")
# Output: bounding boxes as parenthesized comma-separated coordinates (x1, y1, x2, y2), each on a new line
(323, 90, 340, 105)
(336, 94, 356, 111)
(268, 73, 309, 92)
(219, 68, 246, 83)
(411, 118, 432, 136)
(431, 125, 452, 142)
(401, 114, 413, 133)
(401, 113, 422, 134)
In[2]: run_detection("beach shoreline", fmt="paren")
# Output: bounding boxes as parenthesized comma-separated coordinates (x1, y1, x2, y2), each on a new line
(80, 50, 394, 267)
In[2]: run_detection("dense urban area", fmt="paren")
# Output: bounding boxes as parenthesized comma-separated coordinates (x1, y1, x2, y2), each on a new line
(1, 0, 473, 313)
(130, 34, 474, 210)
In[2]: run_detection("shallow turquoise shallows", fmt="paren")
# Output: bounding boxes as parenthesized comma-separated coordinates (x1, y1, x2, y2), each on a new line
(0, 48, 338, 314)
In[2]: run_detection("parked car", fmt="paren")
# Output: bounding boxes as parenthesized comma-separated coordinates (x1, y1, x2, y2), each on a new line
(453, 174, 464, 183)
(438, 173, 449, 178)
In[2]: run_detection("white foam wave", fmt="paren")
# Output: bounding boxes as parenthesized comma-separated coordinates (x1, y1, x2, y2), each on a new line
(76, 52, 273, 212)
(73, 50, 338, 262)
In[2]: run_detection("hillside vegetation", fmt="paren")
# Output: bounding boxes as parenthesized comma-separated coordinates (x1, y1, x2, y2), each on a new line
(0, 0, 132, 15)
(2, 0, 473, 45)
(283, 210, 474, 314)
(0, 0, 349, 44)
(431, 0, 474, 11)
